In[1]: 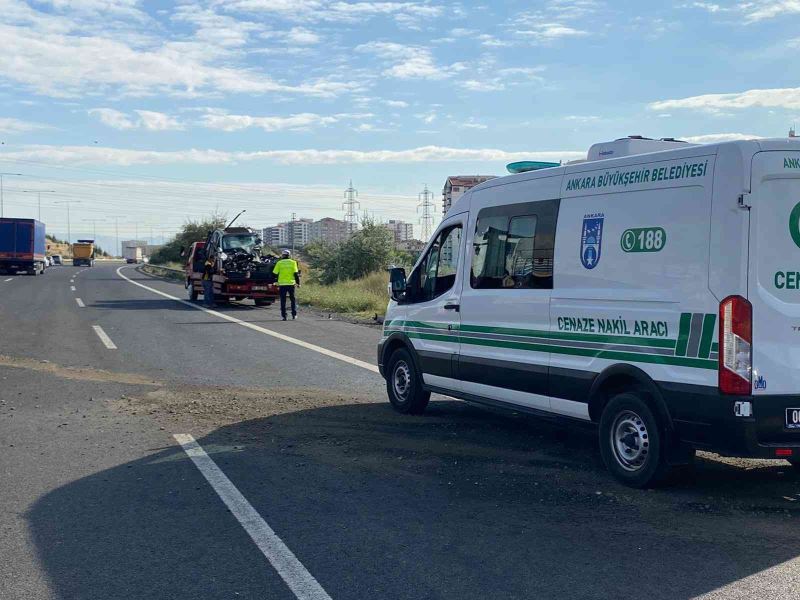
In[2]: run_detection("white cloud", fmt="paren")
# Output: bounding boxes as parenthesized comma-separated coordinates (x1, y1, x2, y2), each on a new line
(383, 99, 409, 108)
(285, 26, 320, 44)
(222, 0, 443, 25)
(89, 108, 183, 130)
(681, 133, 763, 143)
(0, 143, 584, 166)
(462, 119, 487, 130)
(0, 8, 355, 99)
(564, 115, 600, 122)
(88, 107, 136, 130)
(0, 117, 52, 134)
(686, 0, 800, 22)
(514, 22, 588, 42)
(199, 111, 369, 132)
(649, 87, 800, 112)
(135, 110, 184, 131)
(356, 41, 464, 80)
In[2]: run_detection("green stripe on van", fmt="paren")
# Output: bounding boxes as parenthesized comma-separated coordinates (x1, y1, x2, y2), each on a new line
(402, 331, 717, 370)
(675, 313, 692, 357)
(698, 314, 717, 359)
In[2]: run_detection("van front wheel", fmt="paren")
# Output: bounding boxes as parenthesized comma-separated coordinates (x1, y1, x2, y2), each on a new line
(599, 393, 669, 488)
(386, 348, 430, 415)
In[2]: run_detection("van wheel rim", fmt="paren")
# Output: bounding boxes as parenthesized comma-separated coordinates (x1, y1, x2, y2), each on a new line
(611, 410, 649, 472)
(393, 360, 412, 400)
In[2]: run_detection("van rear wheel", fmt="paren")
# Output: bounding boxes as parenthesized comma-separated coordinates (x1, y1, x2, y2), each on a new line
(599, 392, 669, 488)
(386, 348, 430, 415)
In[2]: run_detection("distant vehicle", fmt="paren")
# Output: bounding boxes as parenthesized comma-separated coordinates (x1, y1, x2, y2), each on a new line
(381, 135, 800, 488)
(124, 246, 143, 264)
(184, 229, 279, 306)
(51, 255, 63, 266)
(0, 218, 47, 275)
(72, 239, 95, 267)
(45, 256, 52, 267)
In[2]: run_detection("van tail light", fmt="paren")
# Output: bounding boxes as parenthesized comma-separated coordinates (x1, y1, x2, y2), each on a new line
(719, 295, 752, 395)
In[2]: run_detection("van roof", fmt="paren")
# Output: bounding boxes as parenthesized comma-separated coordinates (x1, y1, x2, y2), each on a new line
(467, 137, 799, 196)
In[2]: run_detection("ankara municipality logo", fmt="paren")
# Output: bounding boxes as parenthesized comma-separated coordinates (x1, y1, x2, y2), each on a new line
(790, 202, 800, 248)
(580, 213, 604, 269)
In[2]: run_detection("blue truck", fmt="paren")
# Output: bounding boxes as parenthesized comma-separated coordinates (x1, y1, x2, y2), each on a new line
(0, 218, 47, 275)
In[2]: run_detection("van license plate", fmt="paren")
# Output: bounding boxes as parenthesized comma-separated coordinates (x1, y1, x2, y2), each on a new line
(786, 409, 800, 429)
(252, 286, 268, 291)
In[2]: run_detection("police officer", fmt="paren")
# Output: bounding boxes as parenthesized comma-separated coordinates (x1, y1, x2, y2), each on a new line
(273, 249, 300, 320)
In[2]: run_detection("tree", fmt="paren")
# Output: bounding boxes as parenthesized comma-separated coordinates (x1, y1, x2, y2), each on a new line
(305, 218, 395, 283)
(149, 214, 227, 265)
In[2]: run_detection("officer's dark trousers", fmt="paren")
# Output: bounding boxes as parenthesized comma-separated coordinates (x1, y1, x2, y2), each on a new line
(279, 285, 296, 318)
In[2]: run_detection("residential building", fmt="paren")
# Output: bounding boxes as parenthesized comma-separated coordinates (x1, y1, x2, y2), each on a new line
(262, 224, 288, 248)
(442, 175, 496, 215)
(309, 217, 357, 245)
(384, 220, 414, 244)
(288, 218, 313, 248)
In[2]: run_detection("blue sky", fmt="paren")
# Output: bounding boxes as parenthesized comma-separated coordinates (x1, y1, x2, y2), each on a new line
(0, 0, 798, 248)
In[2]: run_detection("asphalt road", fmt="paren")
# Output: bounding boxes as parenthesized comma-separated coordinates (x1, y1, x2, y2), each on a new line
(2, 262, 800, 600)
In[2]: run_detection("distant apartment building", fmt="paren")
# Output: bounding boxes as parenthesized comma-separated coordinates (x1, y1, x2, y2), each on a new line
(442, 175, 496, 215)
(263, 217, 356, 249)
(309, 217, 357, 245)
(383, 220, 414, 244)
(262, 224, 288, 248)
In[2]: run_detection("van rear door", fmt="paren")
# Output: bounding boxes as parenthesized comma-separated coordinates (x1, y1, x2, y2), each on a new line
(749, 151, 800, 396)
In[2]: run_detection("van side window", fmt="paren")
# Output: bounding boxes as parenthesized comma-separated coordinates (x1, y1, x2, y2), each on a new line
(471, 199, 559, 290)
(412, 224, 463, 302)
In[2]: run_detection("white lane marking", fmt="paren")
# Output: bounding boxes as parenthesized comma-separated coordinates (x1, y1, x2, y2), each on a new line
(75, 298, 85, 308)
(3, 278, 12, 282)
(174, 434, 333, 600)
(116, 266, 378, 373)
(91, 325, 117, 349)
(691, 557, 800, 599)
(70, 285, 76, 291)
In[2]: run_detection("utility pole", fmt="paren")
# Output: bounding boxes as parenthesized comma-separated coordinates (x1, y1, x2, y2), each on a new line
(21, 190, 56, 221)
(109, 216, 120, 257)
(82, 218, 105, 241)
(291, 212, 297, 253)
(54, 200, 81, 244)
(0, 173, 23, 218)
(417, 184, 435, 241)
(342, 180, 360, 227)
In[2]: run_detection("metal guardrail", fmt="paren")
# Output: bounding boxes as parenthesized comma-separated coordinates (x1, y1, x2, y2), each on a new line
(141, 264, 184, 281)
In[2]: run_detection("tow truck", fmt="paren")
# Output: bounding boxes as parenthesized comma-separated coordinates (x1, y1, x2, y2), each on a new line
(183, 225, 280, 307)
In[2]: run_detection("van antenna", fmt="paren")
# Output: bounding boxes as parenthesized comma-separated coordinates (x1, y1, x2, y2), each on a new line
(226, 209, 246, 228)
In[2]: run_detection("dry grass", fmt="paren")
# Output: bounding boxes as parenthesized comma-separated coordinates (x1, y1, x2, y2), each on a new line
(297, 271, 389, 316)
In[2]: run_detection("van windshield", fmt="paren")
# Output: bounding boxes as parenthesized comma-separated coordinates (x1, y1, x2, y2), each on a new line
(222, 234, 258, 251)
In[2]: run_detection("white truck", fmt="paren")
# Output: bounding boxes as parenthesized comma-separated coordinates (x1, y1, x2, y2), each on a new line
(380, 135, 800, 487)
(124, 246, 143, 264)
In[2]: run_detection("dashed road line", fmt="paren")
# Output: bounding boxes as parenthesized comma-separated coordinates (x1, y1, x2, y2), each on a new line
(3, 278, 12, 282)
(174, 434, 332, 600)
(116, 266, 378, 373)
(75, 298, 85, 308)
(91, 325, 117, 349)
(70, 285, 76, 291)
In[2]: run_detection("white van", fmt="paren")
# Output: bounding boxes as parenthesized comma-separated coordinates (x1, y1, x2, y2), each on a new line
(379, 135, 800, 487)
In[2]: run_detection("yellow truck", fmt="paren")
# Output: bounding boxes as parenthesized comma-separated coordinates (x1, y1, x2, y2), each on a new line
(72, 239, 95, 267)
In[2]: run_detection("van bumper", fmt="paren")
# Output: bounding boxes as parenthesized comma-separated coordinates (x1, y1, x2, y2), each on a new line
(663, 384, 800, 459)
(377, 338, 386, 378)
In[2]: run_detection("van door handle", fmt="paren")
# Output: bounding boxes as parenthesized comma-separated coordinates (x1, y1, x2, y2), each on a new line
(444, 303, 460, 312)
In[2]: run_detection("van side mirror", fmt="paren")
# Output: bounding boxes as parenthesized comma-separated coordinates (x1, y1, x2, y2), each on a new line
(389, 267, 407, 302)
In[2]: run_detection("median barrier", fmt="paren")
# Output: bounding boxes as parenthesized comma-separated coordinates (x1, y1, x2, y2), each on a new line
(141, 264, 185, 283)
